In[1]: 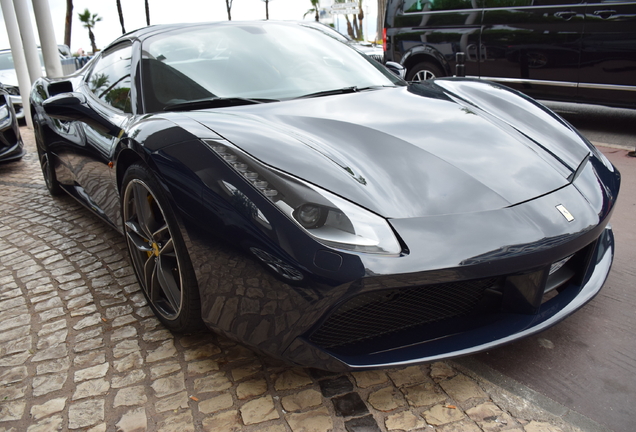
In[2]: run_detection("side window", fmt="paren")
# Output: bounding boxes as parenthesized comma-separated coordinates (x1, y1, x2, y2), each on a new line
(402, 0, 481, 12)
(86, 44, 133, 113)
(484, 0, 582, 6)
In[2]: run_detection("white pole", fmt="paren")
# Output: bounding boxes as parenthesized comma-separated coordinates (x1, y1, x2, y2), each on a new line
(0, 0, 33, 128)
(13, 0, 42, 84)
(31, 0, 64, 78)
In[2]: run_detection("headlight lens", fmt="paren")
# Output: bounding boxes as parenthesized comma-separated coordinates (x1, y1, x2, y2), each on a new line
(4, 86, 19, 96)
(205, 139, 402, 255)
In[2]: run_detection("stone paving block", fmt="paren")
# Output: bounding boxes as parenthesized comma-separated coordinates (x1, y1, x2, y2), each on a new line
(112, 370, 146, 389)
(113, 351, 143, 372)
(332, 392, 369, 417)
(147, 340, 178, 363)
(0, 401, 25, 421)
(184, 343, 222, 361)
(150, 362, 182, 380)
(32, 373, 67, 397)
(402, 382, 446, 407)
(157, 411, 195, 432)
(281, 389, 322, 412)
(352, 370, 389, 388)
(72, 378, 110, 400)
(274, 369, 312, 391)
(437, 419, 483, 432)
(74, 362, 109, 382)
(230, 362, 261, 381)
(151, 372, 186, 397)
(385, 411, 428, 431)
(236, 378, 268, 400)
(201, 409, 242, 432)
(114, 385, 148, 407)
(193, 372, 232, 393)
(155, 391, 189, 413)
(0, 366, 27, 385)
(30, 397, 66, 420)
(368, 386, 407, 412)
(68, 398, 105, 429)
(116, 407, 147, 432)
(345, 415, 382, 432)
(285, 406, 333, 432)
(25, 414, 63, 432)
(198, 393, 234, 414)
(188, 359, 219, 376)
(240, 395, 279, 425)
(431, 362, 457, 381)
(319, 375, 353, 398)
(439, 374, 488, 405)
(422, 404, 465, 425)
(388, 365, 429, 387)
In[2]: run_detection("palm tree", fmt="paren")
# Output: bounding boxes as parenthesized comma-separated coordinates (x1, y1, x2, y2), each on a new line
(145, 0, 150, 25)
(116, 0, 126, 34)
(225, 0, 233, 20)
(304, 0, 320, 21)
(78, 9, 102, 54)
(64, 0, 73, 48)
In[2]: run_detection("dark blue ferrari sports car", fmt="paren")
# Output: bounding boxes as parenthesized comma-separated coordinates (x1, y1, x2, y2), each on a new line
(30, 21, 620, 371)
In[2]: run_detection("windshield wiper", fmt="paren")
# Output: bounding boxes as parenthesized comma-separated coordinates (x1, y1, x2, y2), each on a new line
(294, 85, 394, 100)
(164, 97, 279, 112)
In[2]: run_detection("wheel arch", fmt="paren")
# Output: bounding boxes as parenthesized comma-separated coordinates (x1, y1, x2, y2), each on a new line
(401, 47, 449, 77)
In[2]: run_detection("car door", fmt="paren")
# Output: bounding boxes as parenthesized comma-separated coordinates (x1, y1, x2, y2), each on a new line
(578, 0, 636, 107)
(480, 0, 586, 101)
(68, 43, 133, 229)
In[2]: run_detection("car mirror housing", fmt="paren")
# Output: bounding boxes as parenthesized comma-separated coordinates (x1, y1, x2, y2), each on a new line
(43, 92, 123, 137)
(385, 61, 406, 79)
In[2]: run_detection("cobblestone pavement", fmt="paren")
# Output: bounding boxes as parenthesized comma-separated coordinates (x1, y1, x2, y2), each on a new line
(0, 128, 586, 432)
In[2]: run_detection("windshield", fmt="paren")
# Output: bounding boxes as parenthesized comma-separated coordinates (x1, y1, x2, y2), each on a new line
(141, 22, 402, 112)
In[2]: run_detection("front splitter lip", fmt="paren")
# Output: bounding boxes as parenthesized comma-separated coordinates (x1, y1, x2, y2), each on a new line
(318, 227, 614, 370)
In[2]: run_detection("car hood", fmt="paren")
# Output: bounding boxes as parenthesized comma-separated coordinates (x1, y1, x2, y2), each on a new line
(184, 80, 591, 219)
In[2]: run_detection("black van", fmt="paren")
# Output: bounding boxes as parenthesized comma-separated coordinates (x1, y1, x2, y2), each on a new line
(384, 0, 636, 108)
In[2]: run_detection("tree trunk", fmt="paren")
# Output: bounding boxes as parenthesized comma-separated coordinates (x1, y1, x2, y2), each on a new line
(116, 0, 126, 34)
(345, 15, 355, 39)
(315, 6, 319, 21)
(145, 0, 150, 26)
(88, 28, 97, 54)
(376, 0, 387, 42)
(226, 0, 232, 20)
(265, 0, 269, 20)
(64, 0, 73, 48)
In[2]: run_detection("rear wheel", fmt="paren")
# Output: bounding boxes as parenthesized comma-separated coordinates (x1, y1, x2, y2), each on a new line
(37, 147, 63, 196)
(406, 61, 444, 82)
(121, 163, 203, 332)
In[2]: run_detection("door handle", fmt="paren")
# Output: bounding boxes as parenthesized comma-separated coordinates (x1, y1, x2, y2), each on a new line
(593, 9, 616, 19)
(554, 11, 577, 20)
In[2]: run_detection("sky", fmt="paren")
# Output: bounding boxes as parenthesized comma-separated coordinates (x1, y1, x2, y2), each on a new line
(0, 0, 380, 54)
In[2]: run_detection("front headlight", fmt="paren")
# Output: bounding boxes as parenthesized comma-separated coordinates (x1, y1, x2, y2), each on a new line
(4, 86, 19, 96)
(0, 104, 9, 120)
(205, 139, 402, 255)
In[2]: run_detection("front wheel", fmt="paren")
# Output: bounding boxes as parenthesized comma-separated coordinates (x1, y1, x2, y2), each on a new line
(121, 163, 203, 332)
(406, 61, 444, 82)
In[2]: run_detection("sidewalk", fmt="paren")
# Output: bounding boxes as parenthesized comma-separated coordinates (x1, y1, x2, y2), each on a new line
(0, 127, 598, 432)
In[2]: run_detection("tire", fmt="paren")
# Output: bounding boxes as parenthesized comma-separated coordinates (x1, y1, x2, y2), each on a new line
(121, 163, 203, 332)
(406, 61, 445, 82)
(37, 147, 63, 196)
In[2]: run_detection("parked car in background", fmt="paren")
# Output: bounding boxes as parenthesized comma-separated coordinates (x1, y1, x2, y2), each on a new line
(0, 47, 74, 120)
(384, 0, 636, 108)
(303, 21, 384, 63)
(0, 85, 24, 163)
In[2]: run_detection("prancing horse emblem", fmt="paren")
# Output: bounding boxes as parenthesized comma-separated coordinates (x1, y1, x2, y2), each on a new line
(556, 204, 574, 222)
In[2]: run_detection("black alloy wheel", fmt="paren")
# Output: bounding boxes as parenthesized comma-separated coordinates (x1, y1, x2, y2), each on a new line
(121, 164, 203, 332)
(37, 146, 63, 196)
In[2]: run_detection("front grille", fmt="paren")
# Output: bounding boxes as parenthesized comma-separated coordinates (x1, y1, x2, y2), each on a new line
(369, 54, 383, 63)
(309, 278, 498, 350)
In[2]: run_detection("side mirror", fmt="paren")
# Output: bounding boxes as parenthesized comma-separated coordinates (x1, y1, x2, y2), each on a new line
(43, 92, 123, 137)
(385, 61, 406, 80)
